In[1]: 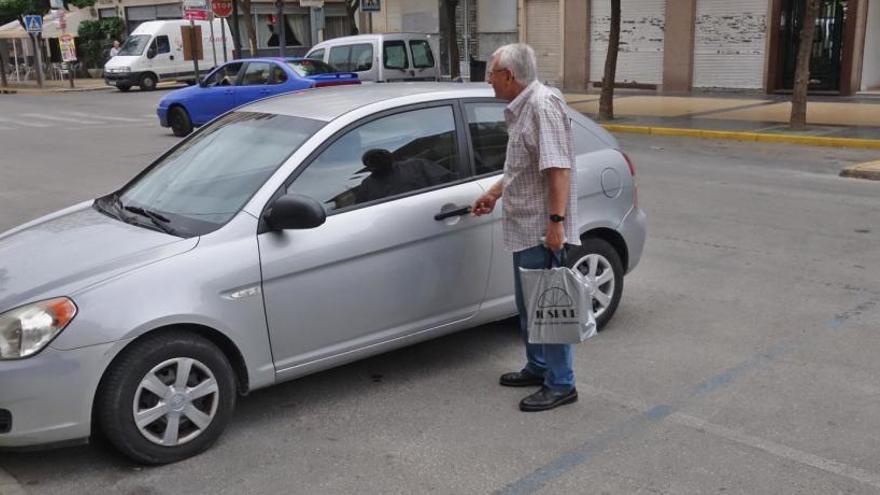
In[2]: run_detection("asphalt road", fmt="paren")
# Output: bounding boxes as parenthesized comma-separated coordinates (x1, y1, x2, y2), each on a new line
(1, 90, 880, 495)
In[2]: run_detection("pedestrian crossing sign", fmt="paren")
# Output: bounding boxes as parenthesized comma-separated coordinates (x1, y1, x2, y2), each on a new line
(24, 15, 42, 34)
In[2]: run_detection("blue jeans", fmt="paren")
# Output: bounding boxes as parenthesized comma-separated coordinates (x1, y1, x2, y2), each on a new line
(512, 244, 575, 391)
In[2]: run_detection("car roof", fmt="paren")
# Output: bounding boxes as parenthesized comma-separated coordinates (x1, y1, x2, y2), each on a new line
(242, 82, 495, 122)
(311, 33, 430, 46)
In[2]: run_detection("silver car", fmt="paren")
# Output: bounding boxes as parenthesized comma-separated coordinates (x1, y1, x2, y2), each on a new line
(0, 83, 645, 464)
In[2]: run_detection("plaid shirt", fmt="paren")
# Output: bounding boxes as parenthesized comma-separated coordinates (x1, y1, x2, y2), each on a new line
(501, 81, 579, 252)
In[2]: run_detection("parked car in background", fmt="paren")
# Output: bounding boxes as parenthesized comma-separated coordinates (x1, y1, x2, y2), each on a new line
(156, 57, 360, 137)
(105, 19, 233, 92)
(0, 83, 644, 465)
(306, 33, 439, 82)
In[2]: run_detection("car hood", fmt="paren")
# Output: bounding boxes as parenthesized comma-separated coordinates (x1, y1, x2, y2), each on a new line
(0, 201, 198, 313)
(104, 56, 140, 69)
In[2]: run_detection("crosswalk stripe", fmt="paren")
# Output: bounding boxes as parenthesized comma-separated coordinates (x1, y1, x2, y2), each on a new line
(21, 113, 104, 125)
(61, 111, 145, 123)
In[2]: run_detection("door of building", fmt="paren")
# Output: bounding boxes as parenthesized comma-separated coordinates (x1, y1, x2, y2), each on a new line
(780, 0, 848, 91)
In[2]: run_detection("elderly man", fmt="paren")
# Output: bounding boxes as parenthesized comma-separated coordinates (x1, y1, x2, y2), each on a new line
(471, 43, 579, 412)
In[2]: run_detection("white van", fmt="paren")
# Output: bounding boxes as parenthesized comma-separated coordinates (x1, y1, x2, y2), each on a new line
(104, 19, 233, 92)
(305, 33, 439, 83)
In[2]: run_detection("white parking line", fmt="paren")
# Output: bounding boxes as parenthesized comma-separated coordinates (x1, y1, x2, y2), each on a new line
(0, 117, 50, 128)
(20, 113, 104, 125)
(0, 466, 27, 495)
(576, 383, 880, 491)
(669, 413, 880, 490)
(60, 111, 144, 123)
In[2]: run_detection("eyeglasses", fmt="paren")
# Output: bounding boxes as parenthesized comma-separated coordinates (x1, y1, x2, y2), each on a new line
(487, 67, 510, 79)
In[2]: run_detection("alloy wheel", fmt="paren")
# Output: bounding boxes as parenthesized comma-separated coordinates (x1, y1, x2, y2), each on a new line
(132, 357, 219, 446)
(571, 253, 616, 320)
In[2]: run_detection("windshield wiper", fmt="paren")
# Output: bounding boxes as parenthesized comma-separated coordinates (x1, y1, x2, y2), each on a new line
(123, 205, 179, 236)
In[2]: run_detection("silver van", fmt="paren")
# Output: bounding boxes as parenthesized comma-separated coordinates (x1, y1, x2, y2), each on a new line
(306, 33, 439, 82)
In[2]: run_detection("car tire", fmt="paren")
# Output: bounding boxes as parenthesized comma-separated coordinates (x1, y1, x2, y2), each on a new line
(140, 73, 157, 91)
(169, 107, 193, 137)
(566, 237, 624, 330)
(117, 84, 131, 92)
(96, 331, 237, 465)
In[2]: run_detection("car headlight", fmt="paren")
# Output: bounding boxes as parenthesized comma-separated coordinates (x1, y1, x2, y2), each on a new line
(0, 298, 77, 360)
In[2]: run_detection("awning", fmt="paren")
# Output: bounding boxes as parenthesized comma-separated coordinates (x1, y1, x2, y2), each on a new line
(0, 8, 94, 39)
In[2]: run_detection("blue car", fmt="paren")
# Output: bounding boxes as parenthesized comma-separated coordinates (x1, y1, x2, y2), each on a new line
(157, 57, 359, 136)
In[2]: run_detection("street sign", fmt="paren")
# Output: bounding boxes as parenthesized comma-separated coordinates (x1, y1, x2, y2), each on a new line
(59, 34, 76, 62)
(183, 0, 208, 9)
(184, 9, 210, 20)
(24, 15, 42, 34)
(211, 0, 233, 18)
(360, 0, 380, 12)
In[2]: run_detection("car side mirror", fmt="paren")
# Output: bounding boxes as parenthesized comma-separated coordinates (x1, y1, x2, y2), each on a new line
(264, 194, 326, 231)
(147, 47, 157, 59)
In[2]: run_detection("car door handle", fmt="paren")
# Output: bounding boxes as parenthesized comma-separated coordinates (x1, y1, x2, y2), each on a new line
(434, 206, 471, 221)
(170, 55, 174, 60)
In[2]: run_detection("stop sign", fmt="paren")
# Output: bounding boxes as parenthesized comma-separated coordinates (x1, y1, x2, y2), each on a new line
(212, 0, 233, 18)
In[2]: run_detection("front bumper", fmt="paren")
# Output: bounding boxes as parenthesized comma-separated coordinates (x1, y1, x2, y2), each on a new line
(157, 106, 169, 127)
(0, 341, 118, 448)
(618, 205, 647, 274)
(104, 71, 141, 87)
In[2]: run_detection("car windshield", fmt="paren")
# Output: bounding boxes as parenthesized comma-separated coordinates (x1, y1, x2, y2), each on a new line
(118, 35, 151, 56)
(286, 59, 336, 77)
(98, 112, 324, 237)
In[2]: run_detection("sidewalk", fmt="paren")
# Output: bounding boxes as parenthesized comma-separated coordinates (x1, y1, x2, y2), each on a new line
(564, 91, 880, 150)
(0, 77, 110, 94)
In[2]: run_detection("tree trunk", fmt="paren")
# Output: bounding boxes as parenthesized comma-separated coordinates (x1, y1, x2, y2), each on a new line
(790, 0, 820, 130)
(347, 0, 359, 35)
(598, 0, 620, 121)
(443, 0, 460, 79)
(239, 0, 258, 56)
(0, 41, 8, 88)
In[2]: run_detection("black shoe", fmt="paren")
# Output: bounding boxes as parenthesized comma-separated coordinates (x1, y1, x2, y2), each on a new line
(519, 386, 578, 412)
(499, 370, 544, 387)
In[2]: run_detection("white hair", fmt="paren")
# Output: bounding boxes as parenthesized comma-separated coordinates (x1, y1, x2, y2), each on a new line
(491, 44, 538, 85)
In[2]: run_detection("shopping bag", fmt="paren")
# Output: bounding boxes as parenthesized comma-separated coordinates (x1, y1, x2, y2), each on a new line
(519, 249, 598, 344)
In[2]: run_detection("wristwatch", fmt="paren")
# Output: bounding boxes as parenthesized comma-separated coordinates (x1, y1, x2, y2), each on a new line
(549, 214, 565, 223)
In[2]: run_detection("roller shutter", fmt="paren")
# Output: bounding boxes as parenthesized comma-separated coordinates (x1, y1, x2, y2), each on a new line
(693, 0, 769, 89)
(590, 0, 665, 85)
(525, 0, 561, 86)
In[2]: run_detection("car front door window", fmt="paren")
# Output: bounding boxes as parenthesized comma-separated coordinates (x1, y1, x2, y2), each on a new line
(287, 105, 462, 213)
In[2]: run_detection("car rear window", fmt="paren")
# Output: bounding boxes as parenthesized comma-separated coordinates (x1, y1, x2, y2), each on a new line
(409, 40, 434, 69)
(383, 40, 408, 70)
(328, 43, 373, 72)
(287, 59, 337, 77)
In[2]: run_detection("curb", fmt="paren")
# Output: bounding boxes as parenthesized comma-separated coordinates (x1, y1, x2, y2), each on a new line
(602, 124, 880, 150)
(0, 466, 27, 495)
(840, 160, 880, 180)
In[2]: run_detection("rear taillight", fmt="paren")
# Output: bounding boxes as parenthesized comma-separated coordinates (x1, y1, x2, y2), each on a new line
(313, 80, 361, 88)
(622, 152, 638, 208)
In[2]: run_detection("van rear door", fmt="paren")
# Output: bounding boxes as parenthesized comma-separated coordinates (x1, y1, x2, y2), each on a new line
(408, 39, 437, 81)
(381, 39, 410, 81)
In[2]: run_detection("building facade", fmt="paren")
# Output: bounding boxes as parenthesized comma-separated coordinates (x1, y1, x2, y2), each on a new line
(527, 0, 879, 95)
